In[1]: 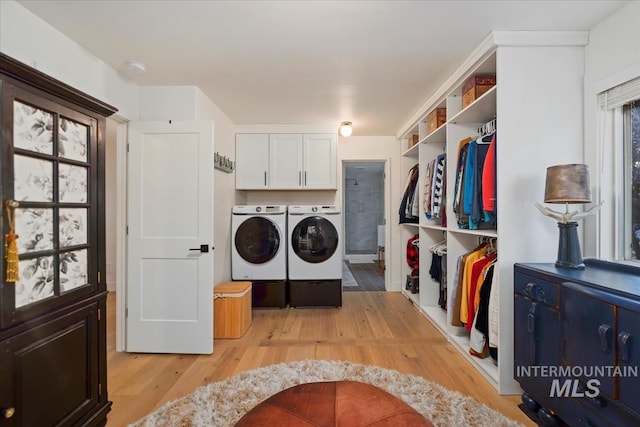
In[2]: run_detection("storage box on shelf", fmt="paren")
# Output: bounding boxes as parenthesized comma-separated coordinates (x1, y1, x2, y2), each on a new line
(462, 74, 496, 109)
(427, 108, 447, 133)
(409, 134, 419, 148)
(397, 31, 587, 395)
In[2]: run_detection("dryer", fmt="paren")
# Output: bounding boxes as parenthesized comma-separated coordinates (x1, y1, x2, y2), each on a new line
(287, 205, 342, 307)
(232, 205, 287, 308)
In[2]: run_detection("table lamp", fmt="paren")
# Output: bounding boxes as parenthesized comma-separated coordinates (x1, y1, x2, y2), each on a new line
(534, 164, 603, 269)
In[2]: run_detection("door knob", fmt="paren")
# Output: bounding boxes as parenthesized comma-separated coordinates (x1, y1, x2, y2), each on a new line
(189, 244, 210, 253)
(1, 407, 15, 419)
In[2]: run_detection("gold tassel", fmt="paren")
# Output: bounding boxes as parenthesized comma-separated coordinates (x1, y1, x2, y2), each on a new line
(5, 232, 19, 282)
(5, 200, 19, 283)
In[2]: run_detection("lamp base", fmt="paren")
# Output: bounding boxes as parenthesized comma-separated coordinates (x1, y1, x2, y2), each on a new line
(556, 221, 585, 269)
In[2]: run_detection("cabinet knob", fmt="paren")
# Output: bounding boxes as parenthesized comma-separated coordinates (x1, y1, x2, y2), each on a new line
(1, 407, 15, 419)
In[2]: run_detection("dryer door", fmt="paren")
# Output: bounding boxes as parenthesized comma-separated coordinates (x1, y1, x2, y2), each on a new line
(235, 217, 281, 264)
(291, 216, 339, 263)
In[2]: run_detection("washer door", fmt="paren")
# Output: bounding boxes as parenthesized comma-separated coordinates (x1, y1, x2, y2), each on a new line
(235, 217, 281, 264)
(291, 216, 339, 263)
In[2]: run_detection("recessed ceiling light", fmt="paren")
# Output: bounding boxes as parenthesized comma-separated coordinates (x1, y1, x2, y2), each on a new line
(126, 60, 147, 74)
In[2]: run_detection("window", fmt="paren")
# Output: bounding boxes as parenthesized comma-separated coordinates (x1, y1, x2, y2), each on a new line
(625, 100, 640, 260)
(598, 76, 640, 262)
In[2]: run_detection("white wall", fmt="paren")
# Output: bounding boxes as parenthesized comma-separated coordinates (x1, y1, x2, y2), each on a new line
(583, 1, 640, 258)
(0, 0, 139, 120)
(195, 88, 246, 284)
(138, 86, 242, 285)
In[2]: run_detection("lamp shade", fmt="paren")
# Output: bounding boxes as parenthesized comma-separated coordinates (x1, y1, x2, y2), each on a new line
(544, 164, 592, 204)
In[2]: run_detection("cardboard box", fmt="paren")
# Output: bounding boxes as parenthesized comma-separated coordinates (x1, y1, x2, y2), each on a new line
(427, 108, 446, 133)
(462, 74, 496, 109)
(214, 281, 252, 338)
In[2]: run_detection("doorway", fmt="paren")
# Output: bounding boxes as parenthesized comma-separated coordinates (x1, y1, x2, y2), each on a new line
(342, 161, 386, 291)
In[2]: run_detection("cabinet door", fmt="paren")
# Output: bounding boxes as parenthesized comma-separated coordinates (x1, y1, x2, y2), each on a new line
(0, 79, 103, 329)
(562, 285, 616, 397)
(0, 301, 104, 426)
(235, 134, 269, 189)
(514, 292, 560, 409)
(303, 133, 337, 189)
(618, 308, 640, 413)
(270, 133, 303, 189)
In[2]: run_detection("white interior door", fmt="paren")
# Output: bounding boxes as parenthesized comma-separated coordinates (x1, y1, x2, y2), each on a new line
(126, 121, 214, 354)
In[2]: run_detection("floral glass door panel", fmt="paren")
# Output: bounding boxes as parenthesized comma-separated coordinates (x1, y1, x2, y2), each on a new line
(2, 80, 100, 322)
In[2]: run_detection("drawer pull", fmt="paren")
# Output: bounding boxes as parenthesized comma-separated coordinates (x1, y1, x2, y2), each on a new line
(618, 331, 632, 362)
(527, 303, 537, 334)
(524, 282, 537, 298)
(528, 303, 538, 364)
(598, 324, 611, 353)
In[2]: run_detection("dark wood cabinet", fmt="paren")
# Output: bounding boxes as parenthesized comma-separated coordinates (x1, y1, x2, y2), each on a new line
(0, 53, 116, 426)
(514, 260, 640, 427)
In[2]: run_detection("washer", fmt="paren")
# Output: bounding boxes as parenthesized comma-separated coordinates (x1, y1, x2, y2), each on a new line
(232, 205, 288, 308)
(231, 205, 287, 280)
(287, 205, 342, 307)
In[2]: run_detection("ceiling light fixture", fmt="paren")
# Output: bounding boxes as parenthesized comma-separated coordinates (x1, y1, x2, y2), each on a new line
(339, 121, 353, 137)
(126, 60, 147, 74)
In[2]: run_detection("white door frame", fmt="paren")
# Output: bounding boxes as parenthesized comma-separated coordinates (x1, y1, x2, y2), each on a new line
(113, 116, 128, 352)
(341, 158, 391, 289)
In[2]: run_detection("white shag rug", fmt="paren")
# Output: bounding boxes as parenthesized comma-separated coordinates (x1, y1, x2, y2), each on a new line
(130, 359, 524, 427)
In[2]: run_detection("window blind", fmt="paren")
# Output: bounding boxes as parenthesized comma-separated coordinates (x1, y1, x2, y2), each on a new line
(599, 76, 640, 110)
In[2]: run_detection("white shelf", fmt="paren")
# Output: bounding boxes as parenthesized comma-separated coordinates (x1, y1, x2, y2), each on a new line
(398, 32, 586, 396)
(420, 124, 447, 145)
(449, 86, 497, 125)
(402, 142, 420, 158)
(421, 223, 446, 232)
(448, 228, 498, 238)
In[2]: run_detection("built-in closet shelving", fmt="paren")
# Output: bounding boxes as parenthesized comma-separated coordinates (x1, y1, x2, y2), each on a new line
(398, 31, 588, 394)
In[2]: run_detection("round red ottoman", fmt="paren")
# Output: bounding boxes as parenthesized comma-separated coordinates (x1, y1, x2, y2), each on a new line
(235, 380, 433, 426)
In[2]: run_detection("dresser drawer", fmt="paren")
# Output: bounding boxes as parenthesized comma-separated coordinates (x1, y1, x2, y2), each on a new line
(514, 271, 560, 309)
(560, 391, 640, 427)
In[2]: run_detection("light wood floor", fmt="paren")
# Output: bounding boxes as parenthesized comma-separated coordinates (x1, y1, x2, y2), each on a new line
(106, 291, 534, 426)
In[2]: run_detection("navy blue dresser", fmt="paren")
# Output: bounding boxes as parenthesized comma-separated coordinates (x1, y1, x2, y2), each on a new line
(514, 259, 640, 427)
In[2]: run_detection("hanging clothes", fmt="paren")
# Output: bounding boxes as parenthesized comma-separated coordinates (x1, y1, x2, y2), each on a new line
(431, 153, 446, 220)
(406, 234, 419, 276)
(482, 133, 497, 221)
(399, 164, 420, 224)
(423, 159, 435, 219)
(453, 138, 472, 228)
(453, 128, 496, 230)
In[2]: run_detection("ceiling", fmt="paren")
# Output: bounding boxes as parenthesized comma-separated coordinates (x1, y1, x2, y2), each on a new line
(17, 0, 629, 137)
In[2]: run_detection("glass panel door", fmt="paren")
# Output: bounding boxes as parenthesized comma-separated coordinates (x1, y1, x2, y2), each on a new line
(1, 80, 100, 327)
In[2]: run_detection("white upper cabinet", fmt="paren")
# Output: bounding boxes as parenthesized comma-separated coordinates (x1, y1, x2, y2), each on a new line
(235, 133, 269, 189)
(236, 132, 337, 190)
(269, 133, 304, 188)
(302, 134, 337, 189)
